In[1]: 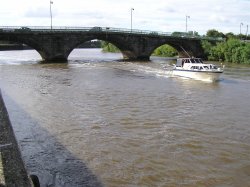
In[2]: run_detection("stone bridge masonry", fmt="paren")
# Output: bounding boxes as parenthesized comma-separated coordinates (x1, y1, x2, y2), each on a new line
(0, 27, 215, 62)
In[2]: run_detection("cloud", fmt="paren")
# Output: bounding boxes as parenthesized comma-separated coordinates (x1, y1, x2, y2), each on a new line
(25, 7, 51, 18)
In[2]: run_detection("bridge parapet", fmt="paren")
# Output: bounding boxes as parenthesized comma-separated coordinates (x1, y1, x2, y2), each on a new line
(0, 26, 223, 62)
(0, 26, 223, 41)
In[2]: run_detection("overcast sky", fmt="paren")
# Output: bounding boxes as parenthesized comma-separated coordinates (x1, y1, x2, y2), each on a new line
(0, 0, 249, 34)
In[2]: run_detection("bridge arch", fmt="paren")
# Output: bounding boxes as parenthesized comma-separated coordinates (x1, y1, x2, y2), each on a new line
(66, 39, 120, 59)
(146, 39, 204, 59)
(65, 35, 140, 61)
(0, 37, 47, 60)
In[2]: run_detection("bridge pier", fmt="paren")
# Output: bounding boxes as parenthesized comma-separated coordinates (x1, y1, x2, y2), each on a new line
(135, 56, 150, 61)
(39, 53, 68, 62)
(120, 50, 150, 61)
(34, 35, 75, 62)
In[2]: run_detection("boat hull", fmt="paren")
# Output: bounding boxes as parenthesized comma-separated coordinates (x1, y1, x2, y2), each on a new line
(172, 69, 223, 82)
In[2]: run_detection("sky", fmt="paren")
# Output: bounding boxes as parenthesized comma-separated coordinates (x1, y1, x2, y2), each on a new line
(0, 0, 249, 35)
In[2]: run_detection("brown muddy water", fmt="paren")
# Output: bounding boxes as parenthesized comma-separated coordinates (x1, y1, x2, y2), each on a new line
(0, 49, 250, 187)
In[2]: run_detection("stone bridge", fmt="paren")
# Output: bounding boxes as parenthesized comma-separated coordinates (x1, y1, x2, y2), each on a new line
(0, 27, 221, 62)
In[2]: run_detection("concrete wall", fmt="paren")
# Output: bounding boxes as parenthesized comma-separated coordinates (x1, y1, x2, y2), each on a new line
(0, 90, 32, 187)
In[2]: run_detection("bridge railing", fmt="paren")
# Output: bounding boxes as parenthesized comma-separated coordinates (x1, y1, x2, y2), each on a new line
(0, 26, 172, 35)
(0, 26, 224, 41)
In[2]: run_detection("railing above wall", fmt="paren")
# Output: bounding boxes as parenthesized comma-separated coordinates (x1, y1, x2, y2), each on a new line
(0, 26, 224, 41)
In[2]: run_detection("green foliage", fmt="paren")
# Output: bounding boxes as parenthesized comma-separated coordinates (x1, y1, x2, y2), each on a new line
(153, 44, 178, 57)
(201, 29, 250, 64)
(204, 38, 250, 64)
(201, 40, 213, 58)
(193, 31, 199, 36)
(206, 29, 225, 38)
(225, 32, 237, 40)
(242, 45, 250, 64)
(101, 41, 120, 52)
(209, 42, 226, 61)
(224, 39, 242, 62)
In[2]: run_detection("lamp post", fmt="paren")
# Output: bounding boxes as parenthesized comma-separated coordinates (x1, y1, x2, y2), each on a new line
(131, 8, 134, 32)
(240, 22, 243, 35)
(50, 1, 53, 30)
(246, 25, 248, 38)
(186, 15, 190, 33)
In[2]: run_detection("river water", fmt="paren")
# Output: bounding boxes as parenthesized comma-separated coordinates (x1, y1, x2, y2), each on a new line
(0, 49, 250, 187)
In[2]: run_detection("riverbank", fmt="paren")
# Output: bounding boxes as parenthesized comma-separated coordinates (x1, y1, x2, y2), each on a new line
(0, 89, 32, 187)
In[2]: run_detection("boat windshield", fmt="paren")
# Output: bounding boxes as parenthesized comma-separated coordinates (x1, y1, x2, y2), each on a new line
(190, 58, 202, 64)
(189, 58, 203, 63)
(190, 59, 195, 63)
(197, 59, 203, 63)
(209, 65, 218, 69)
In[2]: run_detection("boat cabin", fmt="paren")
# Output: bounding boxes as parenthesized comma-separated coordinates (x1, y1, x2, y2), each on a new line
(176, 58, 203, 67)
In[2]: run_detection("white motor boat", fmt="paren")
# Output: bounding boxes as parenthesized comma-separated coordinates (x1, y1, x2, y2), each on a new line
(172, 58, 224, 82)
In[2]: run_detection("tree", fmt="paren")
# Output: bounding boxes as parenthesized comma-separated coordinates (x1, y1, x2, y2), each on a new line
(206, 29, 225, 38)
(224, 39, 242, 62)
(204, 37, 250, 64)
(242, 44, 250, 64)
(201, 40, 213, 59)
(225, 32, 236, 40)
(209, 42, 225, 61)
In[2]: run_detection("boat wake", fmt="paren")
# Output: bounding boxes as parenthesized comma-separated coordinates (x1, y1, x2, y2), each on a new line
(124, 63, 174, 78)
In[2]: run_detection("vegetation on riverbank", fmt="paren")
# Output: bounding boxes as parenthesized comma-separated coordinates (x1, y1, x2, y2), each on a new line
(202, 39, 250, 64)
(101, 41, 120, 52)
(152, 45, 178, 57)
(201, 30, 250, 64)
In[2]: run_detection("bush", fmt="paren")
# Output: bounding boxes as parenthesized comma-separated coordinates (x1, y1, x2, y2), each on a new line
(152, 44, 178, 57)
(203, 38, 250, 64)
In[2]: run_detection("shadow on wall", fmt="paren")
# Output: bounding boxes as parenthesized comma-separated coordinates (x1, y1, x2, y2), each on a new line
(1, 90, 104, 187)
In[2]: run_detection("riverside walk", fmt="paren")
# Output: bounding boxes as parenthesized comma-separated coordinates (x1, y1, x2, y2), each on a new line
(0, 89, 36, 187)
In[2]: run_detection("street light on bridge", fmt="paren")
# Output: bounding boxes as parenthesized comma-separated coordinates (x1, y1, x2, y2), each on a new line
(131, 8, 134, 32)
(186, 15, 190, 33)
(246, 25, 248, 38)
(50, 0, 53, 30)
(240, 22, 243, 35)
